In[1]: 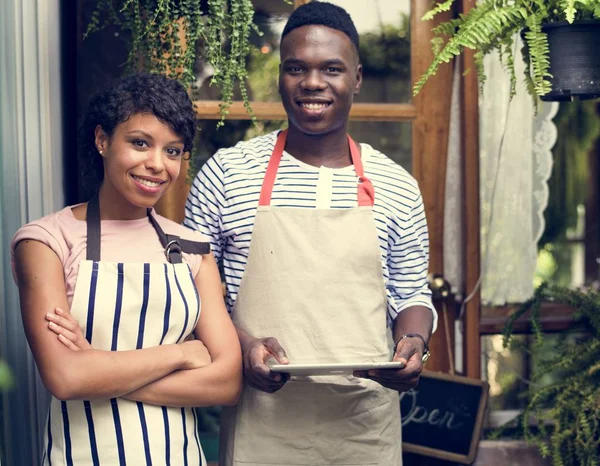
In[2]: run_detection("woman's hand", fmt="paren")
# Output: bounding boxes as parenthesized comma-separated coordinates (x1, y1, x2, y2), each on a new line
(179, 340, 212, 370)
(46, 307, 92, 351)
(48, 307, 212, 370)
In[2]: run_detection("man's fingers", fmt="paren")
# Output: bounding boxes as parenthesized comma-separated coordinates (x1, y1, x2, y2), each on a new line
(394, 340, 422, 366)
(243, 338, 291, 393)
(369, 375, 420, 391)
(250, 381, 287, 393)
(262, 337, 289, 364)
(370, 365, 422, 380)
(249, 359, 271, 377)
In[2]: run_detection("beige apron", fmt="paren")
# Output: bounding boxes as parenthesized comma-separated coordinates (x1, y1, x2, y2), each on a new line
(220, 130, 402, 466)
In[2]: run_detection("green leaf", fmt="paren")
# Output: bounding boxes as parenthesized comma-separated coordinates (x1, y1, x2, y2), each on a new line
(0, 360, 14, 391)
(562, 0, 577, 22)
(422, 0, 457, 21)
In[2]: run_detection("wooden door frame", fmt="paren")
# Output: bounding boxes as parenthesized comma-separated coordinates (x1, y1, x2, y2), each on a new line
(460, 0, 482, 379)
(411, 0, 456, 373)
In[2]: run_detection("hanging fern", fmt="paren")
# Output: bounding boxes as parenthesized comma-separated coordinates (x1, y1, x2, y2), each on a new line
(497, 284, 600, 465)
(84, 0, 267, 122)
(414, 0, 600, 101)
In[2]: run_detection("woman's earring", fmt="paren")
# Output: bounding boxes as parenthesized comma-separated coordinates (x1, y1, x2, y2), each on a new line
(98, 149, 103, 155)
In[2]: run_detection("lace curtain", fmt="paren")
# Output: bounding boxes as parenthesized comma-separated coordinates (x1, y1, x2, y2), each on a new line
(479, 36, 559, 305)
(444, 36, 559, 306)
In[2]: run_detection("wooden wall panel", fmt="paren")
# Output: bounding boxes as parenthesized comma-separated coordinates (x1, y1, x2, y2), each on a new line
(411, 0, 455, 373)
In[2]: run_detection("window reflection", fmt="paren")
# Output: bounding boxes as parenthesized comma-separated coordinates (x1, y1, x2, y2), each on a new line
(192, 0, 412, 104)
(190, 120, 410, 175)
(191, 120, 287, 174)
(348, 121, 412, 172)
(192, 1, 291, 102)
(535, 101, 600, 289)
(326, 0, 412, 103)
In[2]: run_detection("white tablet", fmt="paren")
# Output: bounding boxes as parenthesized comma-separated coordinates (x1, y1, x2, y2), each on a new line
(269, 361, 405, 376)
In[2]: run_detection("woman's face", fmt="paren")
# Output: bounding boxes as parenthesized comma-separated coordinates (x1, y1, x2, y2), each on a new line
(96, 112, 185, 215)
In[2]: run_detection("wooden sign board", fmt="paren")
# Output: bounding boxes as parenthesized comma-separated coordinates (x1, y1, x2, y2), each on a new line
(400, 370, 489, 464)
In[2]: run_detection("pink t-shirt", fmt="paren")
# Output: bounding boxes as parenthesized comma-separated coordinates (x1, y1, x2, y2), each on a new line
(11, 205, 208, 306)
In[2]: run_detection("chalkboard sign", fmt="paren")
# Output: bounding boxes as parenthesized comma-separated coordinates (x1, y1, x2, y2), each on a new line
(400, 370, 489, 464)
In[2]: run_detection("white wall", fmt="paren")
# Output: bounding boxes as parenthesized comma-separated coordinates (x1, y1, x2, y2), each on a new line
(0, 0, 64, 464)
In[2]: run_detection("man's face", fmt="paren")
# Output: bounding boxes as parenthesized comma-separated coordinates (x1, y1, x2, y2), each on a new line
(279, 25, 362, 136)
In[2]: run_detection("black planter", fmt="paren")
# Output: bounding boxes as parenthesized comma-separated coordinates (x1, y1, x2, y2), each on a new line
(540, 20, 600, 101)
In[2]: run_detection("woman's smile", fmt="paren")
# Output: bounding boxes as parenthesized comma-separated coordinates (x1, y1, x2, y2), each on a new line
(131, 173, 167, 193)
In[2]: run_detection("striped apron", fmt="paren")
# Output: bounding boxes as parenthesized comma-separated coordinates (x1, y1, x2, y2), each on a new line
(42, 198, 208, 465)
(220, 130, 402, 466)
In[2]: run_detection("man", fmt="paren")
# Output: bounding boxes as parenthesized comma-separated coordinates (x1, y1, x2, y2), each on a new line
(185, 2, 437, 465)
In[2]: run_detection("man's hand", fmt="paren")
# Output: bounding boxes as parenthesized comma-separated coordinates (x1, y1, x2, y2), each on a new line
(243, 337, 290, 393)
(354, 336, 425, 392)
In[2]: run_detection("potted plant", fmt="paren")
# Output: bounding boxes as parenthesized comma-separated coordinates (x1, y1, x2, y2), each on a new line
(413, 0, 600, 102)
(497, 283, 600, 464)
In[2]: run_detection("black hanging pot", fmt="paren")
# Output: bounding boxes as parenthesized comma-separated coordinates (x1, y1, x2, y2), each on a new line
(540, 20, 600, 101)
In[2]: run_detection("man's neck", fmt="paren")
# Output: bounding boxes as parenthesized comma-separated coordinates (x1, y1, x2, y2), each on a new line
(285, 125, 353, 169)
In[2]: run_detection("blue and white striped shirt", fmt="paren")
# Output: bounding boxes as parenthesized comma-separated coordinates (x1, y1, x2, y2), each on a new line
(185, 131, 437, 329)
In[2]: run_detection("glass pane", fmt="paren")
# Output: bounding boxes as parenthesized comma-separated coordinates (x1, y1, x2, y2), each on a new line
(190, 120, 287, 172)
(480, 100, 599, 302)
(535, 101, 600, 289)
(482, 335, 528, 412)
(328, 0, 412, 103)
(535, 240, 585, 289)
(193, 0, 412, 104)
(190, 120, 410, 174)
(347, 121, 412, 173)
(192, 1, 292, 102)
(483, 332, 585, 423)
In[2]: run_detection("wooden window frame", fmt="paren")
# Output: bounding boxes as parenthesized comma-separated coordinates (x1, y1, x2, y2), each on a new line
(193, 101, 417, 121)
(190, 0, 459, 375)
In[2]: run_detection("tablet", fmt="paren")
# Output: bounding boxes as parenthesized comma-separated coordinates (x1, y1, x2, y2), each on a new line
(269, 361, 405, 376)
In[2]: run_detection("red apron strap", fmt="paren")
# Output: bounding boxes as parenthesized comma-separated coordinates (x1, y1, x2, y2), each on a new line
(259, 130, 375, 207)
(259, 130, 288, 206)
(349, 135, 375, 207)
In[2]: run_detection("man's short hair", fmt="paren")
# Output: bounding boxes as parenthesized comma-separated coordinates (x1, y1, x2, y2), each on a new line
(281, 1, 359, 51)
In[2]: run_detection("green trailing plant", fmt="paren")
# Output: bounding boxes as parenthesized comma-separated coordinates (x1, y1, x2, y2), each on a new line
(413, 0, 600, 101)
(498, 283, 600, 465)
(85, 0, 275, 122)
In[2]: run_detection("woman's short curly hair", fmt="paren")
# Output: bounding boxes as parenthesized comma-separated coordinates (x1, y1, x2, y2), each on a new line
(79, 72, 196, 196)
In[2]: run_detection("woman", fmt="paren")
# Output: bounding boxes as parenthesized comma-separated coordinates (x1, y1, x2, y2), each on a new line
(11, 73, 242, 465)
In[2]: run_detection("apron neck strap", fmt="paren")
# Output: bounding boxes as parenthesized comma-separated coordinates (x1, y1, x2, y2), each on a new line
(85, 195, 210, 263)
(146, 211, 210, 263)
(259, 130, 375, 207)
(86, 195, 102, 261)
